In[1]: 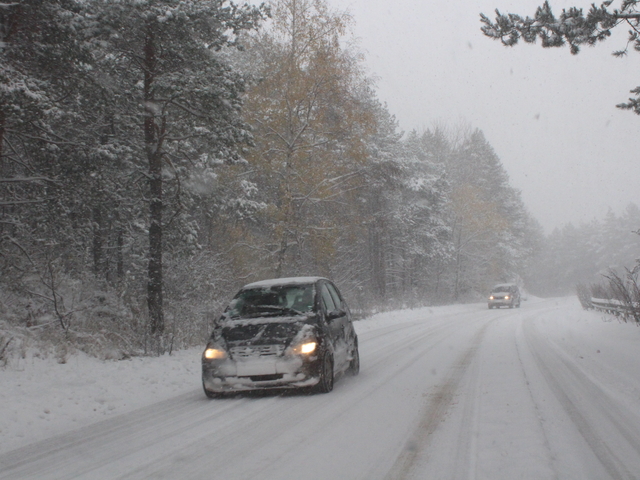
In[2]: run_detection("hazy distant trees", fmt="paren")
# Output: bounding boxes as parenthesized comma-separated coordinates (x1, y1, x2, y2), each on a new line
(527, 204, 640, 295)
(481, 1, 640, 113)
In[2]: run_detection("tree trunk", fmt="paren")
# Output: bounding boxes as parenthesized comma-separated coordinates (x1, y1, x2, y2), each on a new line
(148, 153, 163, 335)
(116, 226, 124, 280)
(275, 152, 295, 277)
(92, 205, 104, 276)
(453, 229, 462, 301)
(369, 215, 386, 300)
(0, 107, 5, 174)
(0, 106, 5, 237)
(144, 21, 164, 335)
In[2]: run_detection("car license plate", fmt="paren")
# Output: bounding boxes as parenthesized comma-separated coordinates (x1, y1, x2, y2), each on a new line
(236, 360, 277, 376)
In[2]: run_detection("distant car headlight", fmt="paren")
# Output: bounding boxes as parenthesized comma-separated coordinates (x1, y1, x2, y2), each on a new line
(204, 347, 227, 360)
(489, 295, 494, 300)
(291, 341, 317, 355)
(504, 295, 510, 300)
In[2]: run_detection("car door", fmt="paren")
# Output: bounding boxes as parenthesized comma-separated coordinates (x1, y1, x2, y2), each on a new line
(320, 281, 350, 371)
(319, 282, 341, 354)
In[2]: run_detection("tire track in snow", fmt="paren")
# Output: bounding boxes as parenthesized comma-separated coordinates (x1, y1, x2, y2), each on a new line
(361, 313, 479, 372)
(447, 310, 539, 480)
(513, 324, 561, 480)
(447, 311, 561, 480)
(523, 320, 640, 480)
(356, 307, 484, 356)
(0, 392, 258, 479)
(230, 310, 497, 480)
(218, 319, 475, 480)
(449, 334, 483, 480)
(141, 313, 483, 480)
(383, 318, 494, 480)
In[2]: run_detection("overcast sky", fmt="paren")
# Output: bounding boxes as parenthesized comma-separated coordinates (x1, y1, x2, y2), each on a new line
(324, 0, 640, 233)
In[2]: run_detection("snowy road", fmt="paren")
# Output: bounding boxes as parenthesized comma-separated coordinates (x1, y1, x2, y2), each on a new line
(2, 297, 640, 479)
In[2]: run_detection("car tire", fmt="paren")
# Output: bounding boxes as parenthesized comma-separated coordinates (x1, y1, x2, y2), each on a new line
(314, 352, 334, 394)
(348, 342, 360, 376)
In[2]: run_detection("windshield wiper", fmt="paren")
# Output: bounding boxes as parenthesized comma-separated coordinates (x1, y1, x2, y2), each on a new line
(249, 305, 305, 316)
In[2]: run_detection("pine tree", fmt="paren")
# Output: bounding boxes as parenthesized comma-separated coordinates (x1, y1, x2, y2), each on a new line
(88, 0, 266, 338)
(0, 0, 96, 280)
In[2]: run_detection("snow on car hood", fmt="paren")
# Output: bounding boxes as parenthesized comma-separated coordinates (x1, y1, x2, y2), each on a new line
(216, 315, 317, 347)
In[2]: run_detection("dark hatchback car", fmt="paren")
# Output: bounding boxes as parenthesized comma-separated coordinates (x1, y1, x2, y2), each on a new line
(202, 277, 359, 397)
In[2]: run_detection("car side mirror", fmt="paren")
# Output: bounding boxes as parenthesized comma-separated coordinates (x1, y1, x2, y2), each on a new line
(326, 308, 345, 321)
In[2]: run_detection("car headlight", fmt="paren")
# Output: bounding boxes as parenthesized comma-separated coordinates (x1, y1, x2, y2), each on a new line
(203, 347, 227, 360)
(504, 295, 510, 300)
(290, 341, 317, 355)
(489, 295, 494, 300)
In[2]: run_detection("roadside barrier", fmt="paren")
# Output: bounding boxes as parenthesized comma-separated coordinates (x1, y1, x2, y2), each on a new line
(590, 297, 640, 323)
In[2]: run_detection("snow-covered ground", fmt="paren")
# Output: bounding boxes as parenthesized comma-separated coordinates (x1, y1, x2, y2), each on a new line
(1, 297, 639, 479)
(0, 346, 201, 454)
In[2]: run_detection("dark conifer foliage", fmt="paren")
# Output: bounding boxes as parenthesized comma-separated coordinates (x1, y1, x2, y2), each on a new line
(86, 0, 267, 338)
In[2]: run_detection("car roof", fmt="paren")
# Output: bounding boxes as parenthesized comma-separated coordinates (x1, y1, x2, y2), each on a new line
(241, 276, 328, 289)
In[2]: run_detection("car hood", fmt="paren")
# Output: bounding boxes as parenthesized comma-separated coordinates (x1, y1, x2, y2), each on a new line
(216, 315, 316, 348)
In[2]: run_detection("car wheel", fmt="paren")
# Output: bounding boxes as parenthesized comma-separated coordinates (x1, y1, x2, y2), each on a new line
(348, 342, 360, 376)
(314, 352, 334, 394)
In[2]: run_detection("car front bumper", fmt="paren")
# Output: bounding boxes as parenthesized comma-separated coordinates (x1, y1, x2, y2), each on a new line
(202, 355, 320, 392)
(488, 299, 514, 308)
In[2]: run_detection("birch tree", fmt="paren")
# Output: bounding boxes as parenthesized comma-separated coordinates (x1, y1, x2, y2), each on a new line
(242, 0, 373, 278)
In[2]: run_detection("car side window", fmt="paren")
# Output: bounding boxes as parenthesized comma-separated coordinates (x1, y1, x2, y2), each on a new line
(320, 284, 336, 313)
(326, 283, 343, 310)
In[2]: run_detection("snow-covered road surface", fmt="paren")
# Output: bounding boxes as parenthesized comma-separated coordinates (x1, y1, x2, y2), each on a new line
(1, 297, 640, 479)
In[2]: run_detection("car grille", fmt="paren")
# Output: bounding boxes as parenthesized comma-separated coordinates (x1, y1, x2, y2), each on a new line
(247, 374, 284, 382)
(230, 344, 285, 358)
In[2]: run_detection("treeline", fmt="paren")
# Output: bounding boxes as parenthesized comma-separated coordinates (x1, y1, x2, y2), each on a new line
(527, 204, 640, 296)
(0, 0, 538, 356)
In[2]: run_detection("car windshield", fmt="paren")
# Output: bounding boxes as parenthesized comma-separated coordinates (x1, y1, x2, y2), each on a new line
(492, 285, 512, 293)
(224, 284, 316, 320)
